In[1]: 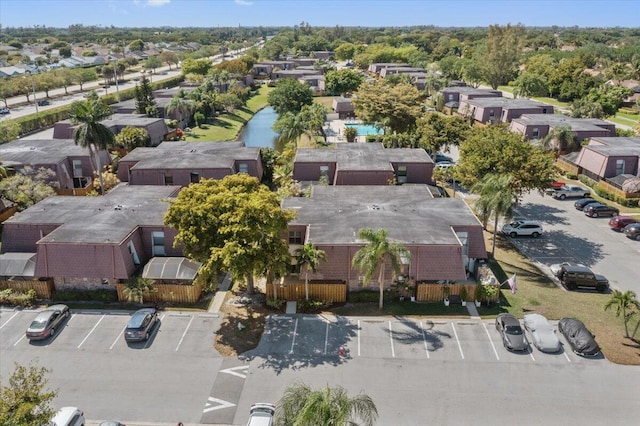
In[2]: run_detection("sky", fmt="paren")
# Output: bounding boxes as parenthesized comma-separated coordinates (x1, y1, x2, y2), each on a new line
(1, 0, 639, 29)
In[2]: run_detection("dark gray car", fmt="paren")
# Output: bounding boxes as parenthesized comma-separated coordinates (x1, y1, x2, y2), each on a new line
(26, 304, 70, 340)
(495, 313, 528, 351)
(124, 308, 158, 342)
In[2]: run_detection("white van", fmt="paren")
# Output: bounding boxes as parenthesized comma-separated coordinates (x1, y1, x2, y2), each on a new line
(246, 403, 275, 426)
(51, 407, 85, 426)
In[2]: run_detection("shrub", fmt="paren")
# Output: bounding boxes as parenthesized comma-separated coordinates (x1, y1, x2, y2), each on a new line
(348, 289, 397, 303)
(297, 298, 331, 313)
(0, 288, 37, 307)
(194, 112, 205, 127)
(53, 289, 118, 302)
(266, 298, 285, 311)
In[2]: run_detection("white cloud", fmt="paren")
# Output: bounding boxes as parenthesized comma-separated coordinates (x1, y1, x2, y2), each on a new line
(234, 0, 254, 6)
(147, 0, 171, 6)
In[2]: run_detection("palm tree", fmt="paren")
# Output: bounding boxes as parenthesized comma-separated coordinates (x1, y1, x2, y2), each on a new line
(604, 290, 640, 338)
(352, 228, 410, 310)
(471, 174, 515, 258)
(123, 276, 155, 304)
(541, 126, 579, 154)
(273, 111, 311, 146)
(295, 244, 327, 301)
(68, 93, 115, 195)
(166, 94, 192, 126)
(275, 382, 378, 426)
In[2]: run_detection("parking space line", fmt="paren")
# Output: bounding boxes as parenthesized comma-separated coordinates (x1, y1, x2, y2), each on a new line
(562, 347, 571, 363)
(175, 315, 194, 352)
(482, 322, 500, 361)
(451, 323, 464, 359)
(323, 322, 329, 355)
(110, 326, 126, 350)
(526, 337, 536, 362)
(289, 318, 298, 354)
(357, 320, 361, 356)
(77, 314, 105, 349)
(388, 321, 395, 358)
(0, 311, 19, 329)
(420, 321, 430, 359)
(13, 334, 26, 346)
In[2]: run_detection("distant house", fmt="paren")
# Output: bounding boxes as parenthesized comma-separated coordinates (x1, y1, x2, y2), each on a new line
(0, 138, 110, 190)
(110, 87, 196, 127)
(607, 79, 640, 107)
(332, 97, 355, 119)
(53, 114, 170, 146)
(291, 58, 318, 67)
(574, 137, 640, 181)
(271, 69, 323, 82)
(367, 63, 410, 74)
(510, 115, 615, 142)
(0, 66, 28, 78)
(439, 87, 502, 104)
(283, 185, 487, 289)
(0, 184, 183, 290)
(117, 141, 263, 186)
(379, 67, 427, 78)
(298, 75, 325, 93)
(292, 143, 434, 185)
(251, 60, 297, 78)
(457, 98, 553, 125)
(311, 51, 333, 60)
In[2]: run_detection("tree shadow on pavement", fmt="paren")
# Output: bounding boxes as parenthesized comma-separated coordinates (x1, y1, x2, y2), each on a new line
(515, 202, 570, 226)
(389, 317, 451, 352)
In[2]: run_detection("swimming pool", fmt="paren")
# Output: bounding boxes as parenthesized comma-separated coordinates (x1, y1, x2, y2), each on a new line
(344, 123, 384, 136)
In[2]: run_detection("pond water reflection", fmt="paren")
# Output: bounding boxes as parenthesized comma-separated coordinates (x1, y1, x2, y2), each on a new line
(239, 106, 285, 151)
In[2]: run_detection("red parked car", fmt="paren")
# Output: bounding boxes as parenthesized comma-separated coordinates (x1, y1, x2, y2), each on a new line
(550, 180, 566, 189)
(608, 215, 638, 231)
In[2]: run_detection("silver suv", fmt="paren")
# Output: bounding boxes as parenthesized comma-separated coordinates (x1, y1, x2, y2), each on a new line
(501, 220, 543, 238)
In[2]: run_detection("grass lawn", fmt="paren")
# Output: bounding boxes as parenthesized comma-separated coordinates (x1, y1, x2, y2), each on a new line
(314, 95, 338, 110)
(530, 96, 571, 109)
(184, 85, 274, 142)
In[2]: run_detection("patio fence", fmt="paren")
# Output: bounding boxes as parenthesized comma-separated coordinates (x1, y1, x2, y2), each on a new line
(266, 282, 347, 302)
(415, 283, 500, 303)
(115, 283, 203, 304)
(0, 206, 18, 223)
(0, 279, 55, 299)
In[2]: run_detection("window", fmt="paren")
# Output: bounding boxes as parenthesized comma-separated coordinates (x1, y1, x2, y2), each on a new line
(615, 160, 625, 175)
(542, 108, 548, 114)
(489, 110, 496, 121)
(152, 231, 165, 256)
(448, 94, 454, 101)
(320, 165, 329, 177)
(190, 172, 200, 184)
(396, 165, 407, 184)
(73, 177, 89, 188)
(72, 160, 83, 177)
(532, 128, 540, 139)
(238, 163, 249, 174)
(163, 174, 173, 185)
(288, 230, 302, 244)
(128, 241, 140, 266)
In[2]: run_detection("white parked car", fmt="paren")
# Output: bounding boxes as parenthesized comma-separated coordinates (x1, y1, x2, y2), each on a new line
(523, 314, 561, 353)
(246, 402, 276, 426)
(501, 220, 543, 238)
(51, 407, 85, 426)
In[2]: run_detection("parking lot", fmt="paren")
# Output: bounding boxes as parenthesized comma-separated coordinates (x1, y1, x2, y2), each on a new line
(0, 307, 223, 424)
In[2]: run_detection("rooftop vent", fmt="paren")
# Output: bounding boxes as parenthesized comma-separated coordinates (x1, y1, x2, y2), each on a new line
(369, 204, 381, 211)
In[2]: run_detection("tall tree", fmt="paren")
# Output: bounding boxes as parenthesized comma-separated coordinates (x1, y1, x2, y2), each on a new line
(471, 174, 515, 258)
(276, 382, 378, 426)
(159, 50, 180, 70)
(456, 125, 555, 199)
(134, 75, 158, 117)
(295, 244, 327, 301)
(273, 111, 310, 145)
(114, 126, 151, 150)
(541, 126, 579, 153)
(325, 69, 364, 96)
(604, 290, 640, 338)
(352, 81, 423, 134)
(268, 78, 314, 116)
(352, 228, 410, 310)
(164, 174, 295, 294)
(474, 24, 524, 89)
(68, 93, 115, 195)
(166, 93, 193, 126)
(416, 112, 470, 156)
(0, 167, 56, 211)
(0, 362, 57, 426)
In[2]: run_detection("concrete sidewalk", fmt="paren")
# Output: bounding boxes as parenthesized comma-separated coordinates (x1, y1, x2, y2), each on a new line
(208, 272, 232, 313)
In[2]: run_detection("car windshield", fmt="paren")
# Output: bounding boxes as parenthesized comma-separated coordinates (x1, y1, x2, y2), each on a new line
(506, 326, 523, 335)
(127, 314, 147, 329)
(29, 319, 47, 330)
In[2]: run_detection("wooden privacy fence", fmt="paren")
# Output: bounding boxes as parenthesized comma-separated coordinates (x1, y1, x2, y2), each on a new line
(598, 180, 640, 199)
(415, 283, 500, 303)
(0, 279, 55, 299)
(56, 186, 93, 196)
(266, 282, 347, 303)
(116, 283, 203, 304)
(0, 206, 18, 223)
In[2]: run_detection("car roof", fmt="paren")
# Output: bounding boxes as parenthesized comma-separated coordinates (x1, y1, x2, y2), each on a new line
(524, 313, 550, 328)
(499, 314, 521, 326)
(127, 308, 155, 327)
(561, 264, 593, 273)
(47, 304, 68, 311)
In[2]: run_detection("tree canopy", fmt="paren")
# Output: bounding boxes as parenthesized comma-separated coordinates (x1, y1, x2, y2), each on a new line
(325, 69, 364, 96)
(164, 174, 295, 294)
(0, 362, 57, 426)
(456, 125, 555, 198)
(267, 78, 314, 116)
(352, 81, 423, 134)
(416, 112, 470, 155)
(474, 24, 523, 89)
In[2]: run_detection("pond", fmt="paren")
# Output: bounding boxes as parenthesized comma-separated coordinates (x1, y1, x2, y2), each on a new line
(239, 106, 285, 151)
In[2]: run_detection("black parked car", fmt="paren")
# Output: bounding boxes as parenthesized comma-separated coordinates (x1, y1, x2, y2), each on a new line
(37, 99, 50, 106)
(558, 318, 600, 357)
(623, 223, 640, 241)
(124, 308, 158, 342)
(574, 198, 600, 211)
(0, 107, 10, 115)
(584, 202, 619, 218)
